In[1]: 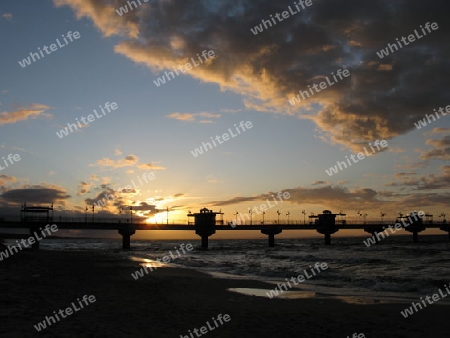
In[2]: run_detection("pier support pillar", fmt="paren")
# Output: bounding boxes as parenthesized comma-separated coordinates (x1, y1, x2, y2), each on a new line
(201, 235, 209, 249)
(268, 233, 275, 247)
(261, 227, 282, 247)
(118, 226, 135, 250)
(372, 232, 378, 243)
(122, 233, 131, 250)
(29, 227, 40, 250)
(324, 233, 331, 245)
(413, 232, 419, 243)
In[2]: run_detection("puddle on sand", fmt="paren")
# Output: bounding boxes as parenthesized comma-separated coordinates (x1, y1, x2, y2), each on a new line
(228, 288, 316, 299)
(129, 256, 167, 268)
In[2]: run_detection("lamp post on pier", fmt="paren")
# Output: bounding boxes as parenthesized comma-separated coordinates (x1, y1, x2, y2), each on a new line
(233, 211, 239, 225)
(380, 212, 386, 224)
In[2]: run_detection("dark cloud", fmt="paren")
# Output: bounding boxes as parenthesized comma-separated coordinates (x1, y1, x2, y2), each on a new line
(209, 185, 382, 209)
(387, 165, 450, 190)
(311, 180, 327, 186)
(55, 0, 450, 151)
(207, 183, 449, 213)
(1, 185, 70, 204)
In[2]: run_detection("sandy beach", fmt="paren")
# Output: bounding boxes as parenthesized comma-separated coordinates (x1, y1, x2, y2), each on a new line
(0, 249, 447, 337)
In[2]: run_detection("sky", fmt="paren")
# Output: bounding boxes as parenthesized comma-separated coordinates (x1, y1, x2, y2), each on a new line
(0, 0, 449, 240)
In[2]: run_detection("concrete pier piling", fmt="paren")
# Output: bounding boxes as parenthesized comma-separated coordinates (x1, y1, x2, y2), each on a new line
(118, 224, 135, 250)
(261, 226, 282, 247)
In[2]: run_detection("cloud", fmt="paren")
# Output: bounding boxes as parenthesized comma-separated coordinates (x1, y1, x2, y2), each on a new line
(311, 180, 328, 186)
(78, 181, 92, 195)
(431, 128, 450, 134)
(206, 175, 220, 184)
(0, 104, 52, 126)
(1, 185, 70, 204)
(207, 185, 385, 210)
(167, 111, 221, 123)
(93, 154, 165, 171)
(395, 172, 417, 178)
(53, 0, 139, 38)
(421, 135, 450, 160)
(377, 64, 393, 71)
(0, 175, 16, 189)
(207, 183, 450, 213)
(94, 154, 139, 168)
(220, 108, 242, 114)
(167, 113, 195, 122)
(387, 165, 450, 190)
(53, 0, 450, 151)
(136, 163, 165, 170)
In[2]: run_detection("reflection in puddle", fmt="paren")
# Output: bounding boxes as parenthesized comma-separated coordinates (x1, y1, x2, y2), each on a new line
(332, 296, 391, 304)
(129, 256, 166, 268)
(228, 288, 316, 299)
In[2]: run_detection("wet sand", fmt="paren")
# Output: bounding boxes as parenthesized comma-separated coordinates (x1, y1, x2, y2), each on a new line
(0, 249, 447, 337)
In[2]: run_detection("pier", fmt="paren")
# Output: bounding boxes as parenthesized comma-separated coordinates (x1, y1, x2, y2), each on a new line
(0, 206, 448, 249)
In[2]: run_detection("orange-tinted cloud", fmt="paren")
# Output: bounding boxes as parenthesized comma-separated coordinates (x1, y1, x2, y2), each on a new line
(167, 112, 221, 123)
(93, 154, 165, 170)
(53, 0, 450, 152)
(0, 104, 52, 126)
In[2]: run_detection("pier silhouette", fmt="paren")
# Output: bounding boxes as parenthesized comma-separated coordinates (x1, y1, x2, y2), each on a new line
(0, 205, 449, 249)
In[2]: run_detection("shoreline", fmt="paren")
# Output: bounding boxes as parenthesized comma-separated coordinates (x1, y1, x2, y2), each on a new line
(0, 249, 448, 337)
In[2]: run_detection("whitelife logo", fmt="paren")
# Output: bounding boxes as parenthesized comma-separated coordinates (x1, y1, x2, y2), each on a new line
(400, 284, 450, 318)
(0, 153, 21, 171)
(180, 314, 231, 338)
(229, 190, 291, 227)
(288, 68, 350, 106)
(18, 31, 81, 68)
(116, 0, 148, 16)
(0, 224, 58, 261)
(93, 172, 155, 208)
(325, 140, 388, 176)
(56, 102, 118, 139)
(34, 295, 96, 332)
(250, 0, 313, 35)
(377, 22, 439, 59)
(131, 243, 193, 280)
(153, 50, 216, 87)
(414, 104, 449, 130)
(363, 211, 425, 247)
(266, 262, 328, 299)
(190, 121, 252, 157)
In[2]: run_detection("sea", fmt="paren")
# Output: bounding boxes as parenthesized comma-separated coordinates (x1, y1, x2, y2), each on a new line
(27, 235, 450, 304)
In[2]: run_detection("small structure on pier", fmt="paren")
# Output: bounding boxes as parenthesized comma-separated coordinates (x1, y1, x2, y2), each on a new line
(188, 208, 223, 249)
(400, 211, 427, 242)
(310, 210, 346, 245)
(20, 203, 53, 249)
